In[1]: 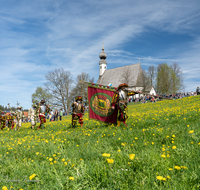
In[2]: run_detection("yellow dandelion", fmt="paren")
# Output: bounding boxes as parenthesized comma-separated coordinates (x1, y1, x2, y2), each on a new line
(29, 174, 36, 180)
(174, 166, 181, 170)
(172, 146, 176, 149)
(102, 153, 110, 157)
(188, 130, 194, 134)
(107, 159, 114, 164)
(69, 177, 74, 180)
(161, 154, 166, 158)
(49, 158, 53, 162)
(129, 154, 135, 160)
(157, 176, 163, 180)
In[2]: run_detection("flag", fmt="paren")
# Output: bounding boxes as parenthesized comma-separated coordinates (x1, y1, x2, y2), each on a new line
(88, 83, 118, 124)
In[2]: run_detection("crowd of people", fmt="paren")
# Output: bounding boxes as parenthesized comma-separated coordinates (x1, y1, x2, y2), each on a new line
(127, 90, 198, 104)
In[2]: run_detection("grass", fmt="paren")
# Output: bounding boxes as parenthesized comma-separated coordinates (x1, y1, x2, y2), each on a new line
(0, 96, 200, 189)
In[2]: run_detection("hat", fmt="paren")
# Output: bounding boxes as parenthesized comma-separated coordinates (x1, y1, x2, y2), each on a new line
(117, 83, 129, 90)
(75, 96, 83, 101)
(17, 106, 22, 109)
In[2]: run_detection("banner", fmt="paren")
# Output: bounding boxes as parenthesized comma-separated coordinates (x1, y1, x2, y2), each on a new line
(88, 84, 118, 124)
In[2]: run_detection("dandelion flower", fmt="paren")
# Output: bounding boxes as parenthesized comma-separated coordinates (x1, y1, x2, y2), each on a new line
(188, 130, 194, 134)
(29, 174, 36, 180)
(172, 146, 176, 149)
(157, 176, 163, 180)
(129, 154, 135, 160)
(69, 177, 74, 180)
(161, 154, 166, 158)
(107, 159, 114, 164)
(102, 153, 110, 157)
(174, 166, 181, 170)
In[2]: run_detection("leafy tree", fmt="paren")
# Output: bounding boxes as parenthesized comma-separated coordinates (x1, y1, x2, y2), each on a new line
(32, 87, 52, 105)
(171, 62, 184, 93)
(156, 63, 184, 94)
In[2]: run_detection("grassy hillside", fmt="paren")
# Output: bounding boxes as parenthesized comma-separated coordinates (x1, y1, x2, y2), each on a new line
(1, 96, 200, 190)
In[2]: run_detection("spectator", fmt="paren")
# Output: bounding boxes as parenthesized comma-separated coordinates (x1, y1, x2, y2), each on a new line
(59, 109, 63, 121)
(50, 110, 54, 121)
(54, 109, 58, 121)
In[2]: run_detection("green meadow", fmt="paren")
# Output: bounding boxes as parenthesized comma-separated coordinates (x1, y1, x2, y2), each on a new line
(1, 95, 200, 190)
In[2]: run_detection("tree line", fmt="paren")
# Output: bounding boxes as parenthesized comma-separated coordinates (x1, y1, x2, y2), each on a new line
(143, 62, 184, 94)
(32, 68, 94, 114)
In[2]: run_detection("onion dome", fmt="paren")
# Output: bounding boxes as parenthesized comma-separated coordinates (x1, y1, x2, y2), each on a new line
(99, 45, 107, 60)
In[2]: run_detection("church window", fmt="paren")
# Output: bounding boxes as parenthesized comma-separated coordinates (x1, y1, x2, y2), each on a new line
(100, 66, 102, 69)
(104, 66, 106, 69)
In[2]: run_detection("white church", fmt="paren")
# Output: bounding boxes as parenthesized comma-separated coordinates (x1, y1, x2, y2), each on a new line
(96, 45, 156, 97)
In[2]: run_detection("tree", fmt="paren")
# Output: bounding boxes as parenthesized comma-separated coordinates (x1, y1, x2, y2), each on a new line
(148, 66, 156, 87)
(156, 63, 184, 94)
(120, 67, 132, 85)
(142, 69, 151, 92)
(45, 68, 73, 114)
(71, 72, 94, 105)
(32, 87, 53, 105)
(170, 62, 184, 93)
(156, 63, 172, 94)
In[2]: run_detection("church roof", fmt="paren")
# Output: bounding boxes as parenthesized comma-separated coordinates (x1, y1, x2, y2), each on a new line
(97, 63, 144, 87)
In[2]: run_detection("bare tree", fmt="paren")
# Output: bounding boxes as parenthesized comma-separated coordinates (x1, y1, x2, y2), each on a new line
(148, 66, 156, 87)
(45, 68, 73, 114)
(71, 72, 94, 105)
(142, 69, 151, 93)
(120, 67, 132, 85)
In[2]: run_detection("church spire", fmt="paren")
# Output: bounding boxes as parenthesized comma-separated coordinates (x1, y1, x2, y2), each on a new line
(99, 43, 107, 76)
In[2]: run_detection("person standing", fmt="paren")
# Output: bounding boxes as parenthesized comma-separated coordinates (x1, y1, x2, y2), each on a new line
(71, 96, 85, 127)
(111, 83, 141, 127)
(7, 111, 15, 130)
(28, 104, 38, 129)
(15, 106, 24, 131)
(50, 110, 54, 121)
(54, 109, 58, 121)
(38, 100, 50, 129)
(0, 112, 6, 130)
(59, 109, 63, 121)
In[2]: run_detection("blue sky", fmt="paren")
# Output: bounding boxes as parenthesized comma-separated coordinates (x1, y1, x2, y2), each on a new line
(0, 0, 200, 109)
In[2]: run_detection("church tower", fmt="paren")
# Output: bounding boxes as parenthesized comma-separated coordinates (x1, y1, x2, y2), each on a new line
(99, 44, 107, 76)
